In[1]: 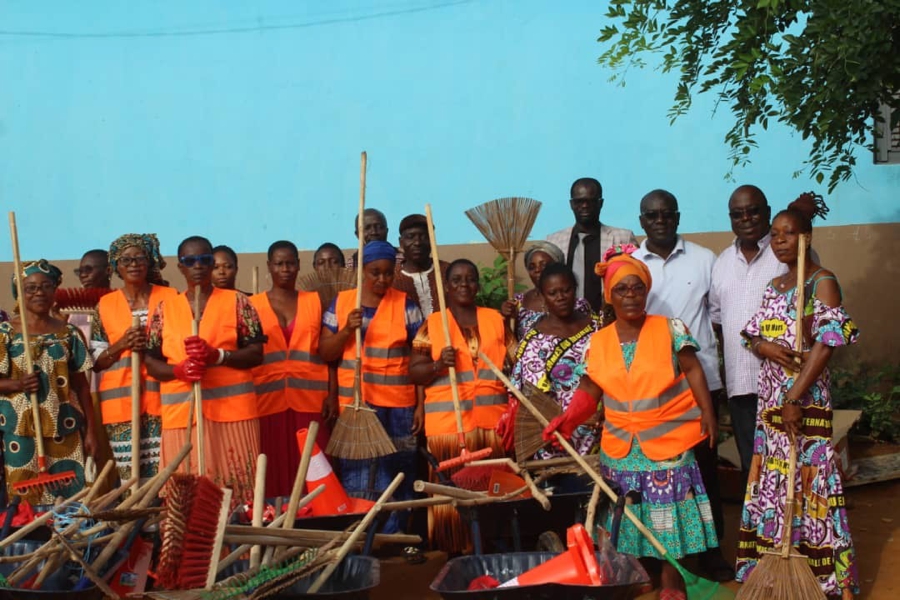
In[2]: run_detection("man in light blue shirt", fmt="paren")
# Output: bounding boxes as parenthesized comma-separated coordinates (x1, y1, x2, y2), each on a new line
(634, 189, 732, 582)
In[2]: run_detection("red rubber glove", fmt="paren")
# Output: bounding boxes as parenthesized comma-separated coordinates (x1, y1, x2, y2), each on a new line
(184, 335, 219, 366)
(495, 396, 519, 453)
(173, 358, 206, 382)
(542, 388, 598, 443)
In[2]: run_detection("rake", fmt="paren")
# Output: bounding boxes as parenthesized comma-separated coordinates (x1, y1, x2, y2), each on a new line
(8, 212, 78, 498)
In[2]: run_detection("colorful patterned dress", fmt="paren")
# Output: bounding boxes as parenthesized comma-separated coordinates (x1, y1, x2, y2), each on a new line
(736, 275, 859, 596)
(597, 318, 719, 559)
(511, 313, 601, 459)
(0, 322, 92, 505)
(513, 292, 593, 339)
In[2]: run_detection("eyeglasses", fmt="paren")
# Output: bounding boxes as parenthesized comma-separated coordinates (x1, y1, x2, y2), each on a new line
(23, 282, 56, 295)
(611, 282, 647, 297)
(641, 210, 679, 222)
(118, 255, 149, 267)
(728, 206, 764, 220)
(179, 254, 215, 267)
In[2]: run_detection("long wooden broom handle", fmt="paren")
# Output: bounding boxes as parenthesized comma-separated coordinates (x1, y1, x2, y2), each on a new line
(353, 151, 366, 410)
(7, 212, 47, 469)
(193, 287, 205, 476)
(425, 204, 466, 445)
(130, 314, 141, 482)
(782, 232, 808, 558)
(478, 350, 672, 558)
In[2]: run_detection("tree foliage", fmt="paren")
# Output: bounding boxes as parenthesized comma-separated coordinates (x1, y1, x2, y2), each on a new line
(598, 0, 900, 190)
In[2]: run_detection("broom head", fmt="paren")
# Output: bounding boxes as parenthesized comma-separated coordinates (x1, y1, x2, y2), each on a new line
(11, 469, 77, 497)
(325, 404, 396, 460)
(734, 551, 824, 599)
(515, 381, 600, 462)
(297, 268, 357, 311)
(54, 287, 113, 312)
(464, 197, 542, 255)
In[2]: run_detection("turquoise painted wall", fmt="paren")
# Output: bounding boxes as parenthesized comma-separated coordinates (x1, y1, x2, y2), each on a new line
(1, 0, 897, 260)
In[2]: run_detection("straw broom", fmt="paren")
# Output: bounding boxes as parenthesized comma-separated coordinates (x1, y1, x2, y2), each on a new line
(464, 197, 541, 324)
(514, 380, 601, 462)
(736, 232, 825, 600)
(325, 151, 395, 460)
(298, 267, 357, 311)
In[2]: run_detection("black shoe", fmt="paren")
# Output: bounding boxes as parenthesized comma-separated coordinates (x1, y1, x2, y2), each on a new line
(699, 548, 735, 582)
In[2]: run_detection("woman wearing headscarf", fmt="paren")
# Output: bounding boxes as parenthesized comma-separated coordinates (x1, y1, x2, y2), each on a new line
(250, 240, 333, 497)
(92, 233, 177, 484)
(543, 245, 718, 600)
(319, 241, 424, 533)
(408, 258, 514, 552)
(144, 236, 265, 504)
(500, 241, 596, 339)
(0, 260, 98, 504)
(736, 194, 858, 599)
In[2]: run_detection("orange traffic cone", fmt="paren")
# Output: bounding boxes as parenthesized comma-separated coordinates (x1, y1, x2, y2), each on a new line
(499, 524, 603, 588)
(296, 428, 374, 517)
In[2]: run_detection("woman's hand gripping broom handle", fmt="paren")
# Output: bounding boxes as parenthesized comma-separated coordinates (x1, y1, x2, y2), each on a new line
(7, 212, 47, 472)
(131, 315, 141, 483)
(477, 350, 672, 558)
(426, 205, 491, 469)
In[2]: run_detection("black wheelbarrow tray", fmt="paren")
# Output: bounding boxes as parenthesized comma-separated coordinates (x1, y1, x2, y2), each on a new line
(0, 541, 103, 600)
(217, 554, 379, 599)
(430, 550, 649, 600)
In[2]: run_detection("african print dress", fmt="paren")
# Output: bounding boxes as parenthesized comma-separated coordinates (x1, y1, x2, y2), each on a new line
(510, 313, 601, 459)
(0, 322, 92, 505)
(736, 276, 860, 596)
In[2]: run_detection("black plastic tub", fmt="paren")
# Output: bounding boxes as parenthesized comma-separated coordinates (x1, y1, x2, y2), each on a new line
(0, 541, 103, 600)
(218, 555, 379, 599)
(430, 551, 649, 600)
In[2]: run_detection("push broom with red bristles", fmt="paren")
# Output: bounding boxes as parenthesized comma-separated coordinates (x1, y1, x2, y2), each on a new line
(8, 212, 77, 498)
(53, 287, 113, 313)
(425, 205, 492, 472)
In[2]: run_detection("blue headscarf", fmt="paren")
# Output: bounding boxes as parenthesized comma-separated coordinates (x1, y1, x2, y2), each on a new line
(362, 241, 397, 266)
(11, 259, 63, 299)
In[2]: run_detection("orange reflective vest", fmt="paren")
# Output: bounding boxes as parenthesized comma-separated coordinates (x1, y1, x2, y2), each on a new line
(250, 291, 328, 416)
(159, 288, 258, 428)
(587, 314, 704, 461)
(96, 285, 178, 424)
(423, 308, 508, 436)
(335, 288, 416, 409)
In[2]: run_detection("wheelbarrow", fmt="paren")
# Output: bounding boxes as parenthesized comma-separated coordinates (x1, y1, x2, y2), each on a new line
(217, 554, 380, 599)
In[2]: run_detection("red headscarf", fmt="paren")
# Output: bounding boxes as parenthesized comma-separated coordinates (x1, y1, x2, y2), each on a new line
(594, 244, 652, 303)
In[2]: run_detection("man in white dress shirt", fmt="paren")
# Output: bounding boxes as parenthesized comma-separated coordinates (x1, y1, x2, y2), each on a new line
(546, 177, 636, 313)
(634, 189, 732, 581)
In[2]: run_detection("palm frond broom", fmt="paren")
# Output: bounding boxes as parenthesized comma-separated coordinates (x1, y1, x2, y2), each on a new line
(297, 267, 358, 312)
(325, 151, 396, 460)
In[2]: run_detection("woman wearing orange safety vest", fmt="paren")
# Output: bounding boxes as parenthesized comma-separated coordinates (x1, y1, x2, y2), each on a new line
(409, 258, 514, 553)
(319, 241, 423, 534)
(144, 235, 265, 504)
(250, 240, 334, 497)
(543, 245, 719, 600)
(92, 233, 177, 484)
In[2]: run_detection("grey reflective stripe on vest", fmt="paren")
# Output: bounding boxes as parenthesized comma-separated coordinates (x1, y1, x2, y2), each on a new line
(338, 360, 355, 370)
(602, 377, 690, 413)
(161, 381, 255, 405)
(287, 378, 328, 391)
(99, 386, 130, 402)
(262, 351, 288, 365)
(107, 355, 132, 371)
(338, 386, 355, 397)
(288, 350, 325, 365)
(474, 394, 507, 407)
(146, 380, 160, 392)
(424, 399, 474, 413)
(604, 405, 702, 443)
(431, 371, 476, 387)
(362, 372, 410, 386)
(255, 380, 285, 395)
(364, 346, 410, 359)
(477, 369, 500, 381)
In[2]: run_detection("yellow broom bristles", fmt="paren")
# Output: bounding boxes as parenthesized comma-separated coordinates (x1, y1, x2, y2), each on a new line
(325, 408, 396, 460)
(465, 197, 542, 255)
(736, 551, 826, 599)
(297, 267, 358, 311)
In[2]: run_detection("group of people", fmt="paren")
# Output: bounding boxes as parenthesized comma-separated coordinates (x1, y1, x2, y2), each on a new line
(0, 177, 858, 599)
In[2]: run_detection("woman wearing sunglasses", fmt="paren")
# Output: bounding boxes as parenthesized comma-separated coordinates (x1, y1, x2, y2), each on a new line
(0, 260, 99, 505)
(144, 236, 265, 504)
(92, 234, 177, 485)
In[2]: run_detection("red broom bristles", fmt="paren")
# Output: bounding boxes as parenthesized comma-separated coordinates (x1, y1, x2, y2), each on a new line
(54, 287, 113, 310)
(176, 476, 225, 590)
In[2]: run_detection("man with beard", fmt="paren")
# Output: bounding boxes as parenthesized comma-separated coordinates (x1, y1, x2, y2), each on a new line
(633, 189, 732, 581)
(546, 177, 636, 311)
(392, 214, 450, 317)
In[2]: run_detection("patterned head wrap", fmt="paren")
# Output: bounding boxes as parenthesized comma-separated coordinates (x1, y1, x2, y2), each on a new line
(362, 241, 397, 266)
(523, 241, 565, 268)
(109, 233, 167, 285)
(594, 244, 651, 303)
(11, 259, 63, 299)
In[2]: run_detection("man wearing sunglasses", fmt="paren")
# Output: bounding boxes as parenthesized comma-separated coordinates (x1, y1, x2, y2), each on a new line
(633, 189, 732, 581)
(546, 177, 637, 312)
